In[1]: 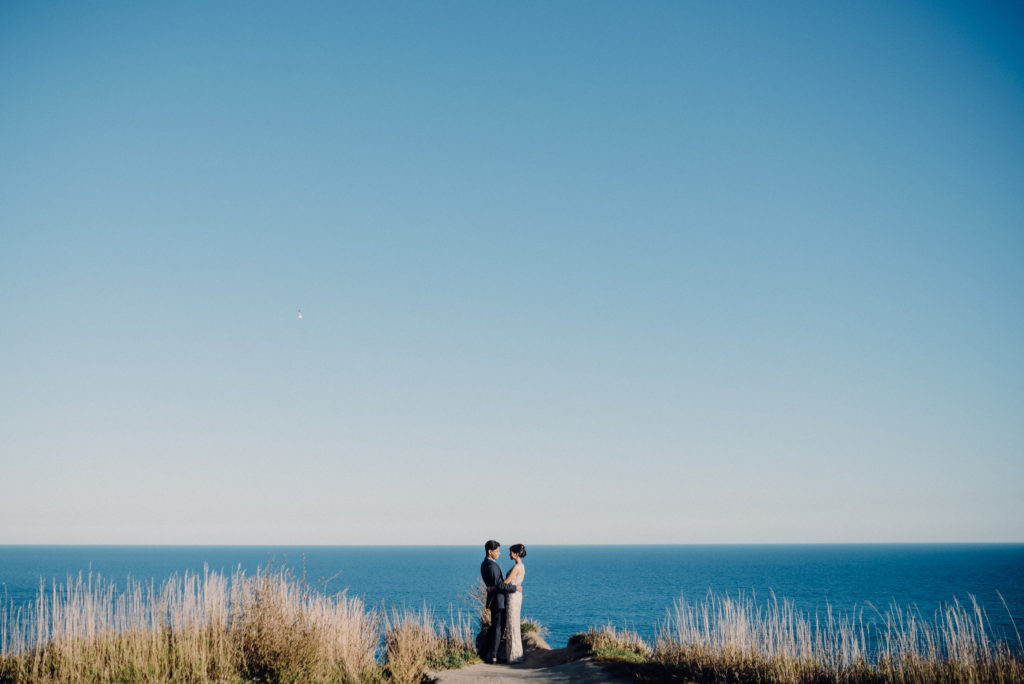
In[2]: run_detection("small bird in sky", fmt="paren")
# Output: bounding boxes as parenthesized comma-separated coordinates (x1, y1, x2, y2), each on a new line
(297, 308, 303, 319)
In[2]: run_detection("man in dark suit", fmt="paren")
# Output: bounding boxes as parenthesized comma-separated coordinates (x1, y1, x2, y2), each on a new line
(480, 539, 522, 664)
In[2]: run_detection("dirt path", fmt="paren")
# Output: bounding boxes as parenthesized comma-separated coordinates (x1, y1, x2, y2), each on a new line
(426, 638, 630, 684)
(425, 657, 620, 683)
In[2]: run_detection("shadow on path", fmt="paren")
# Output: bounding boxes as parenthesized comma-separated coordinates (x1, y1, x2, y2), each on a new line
(427, 634, 634, 684)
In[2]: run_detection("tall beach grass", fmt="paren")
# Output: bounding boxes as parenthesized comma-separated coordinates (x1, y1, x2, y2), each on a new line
(0, 566, 475, 683)
(577, 590, 1024, 683)
(6, 567, 1022, 683)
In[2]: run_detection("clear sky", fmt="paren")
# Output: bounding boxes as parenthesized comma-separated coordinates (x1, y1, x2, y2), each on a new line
(2, 1, 1022, 545)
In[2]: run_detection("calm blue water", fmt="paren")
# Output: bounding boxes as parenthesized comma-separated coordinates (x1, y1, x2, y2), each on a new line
(2, 545, 1022, 650)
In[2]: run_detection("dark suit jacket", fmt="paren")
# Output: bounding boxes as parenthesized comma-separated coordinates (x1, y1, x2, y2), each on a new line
(480, 558, 518, 610)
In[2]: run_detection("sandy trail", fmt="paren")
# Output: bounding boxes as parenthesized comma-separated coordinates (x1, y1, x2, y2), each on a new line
(426, 637, 629, 684)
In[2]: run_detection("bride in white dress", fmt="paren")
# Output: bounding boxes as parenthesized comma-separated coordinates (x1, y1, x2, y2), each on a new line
(501, 544, 527, 663)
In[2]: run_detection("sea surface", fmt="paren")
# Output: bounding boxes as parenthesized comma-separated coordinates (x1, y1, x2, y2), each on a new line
(2, 545, 1022, 650)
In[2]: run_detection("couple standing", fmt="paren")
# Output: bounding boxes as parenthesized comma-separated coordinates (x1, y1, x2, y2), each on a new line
(479, 539, 528, 664)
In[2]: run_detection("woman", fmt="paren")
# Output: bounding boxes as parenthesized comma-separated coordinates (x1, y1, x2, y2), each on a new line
(501, 543, 527, 663)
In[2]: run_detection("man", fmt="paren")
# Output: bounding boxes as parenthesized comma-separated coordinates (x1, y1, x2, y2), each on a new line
(480, 539, 522, 664)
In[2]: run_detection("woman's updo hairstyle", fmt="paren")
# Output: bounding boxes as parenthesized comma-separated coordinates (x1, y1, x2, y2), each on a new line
(510, 543, 527, 558)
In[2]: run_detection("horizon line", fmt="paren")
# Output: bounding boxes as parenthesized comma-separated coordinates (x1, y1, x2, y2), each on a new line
(2, 541, 1022, 547)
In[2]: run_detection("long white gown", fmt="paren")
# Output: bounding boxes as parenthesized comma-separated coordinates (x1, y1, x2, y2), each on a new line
(502, 566, 525, 663)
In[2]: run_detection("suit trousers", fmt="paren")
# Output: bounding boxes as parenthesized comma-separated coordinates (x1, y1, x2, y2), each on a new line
(486, 606, 506, 661)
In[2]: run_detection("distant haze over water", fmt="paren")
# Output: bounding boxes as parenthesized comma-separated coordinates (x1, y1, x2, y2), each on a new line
(2, 545, 1021, 649)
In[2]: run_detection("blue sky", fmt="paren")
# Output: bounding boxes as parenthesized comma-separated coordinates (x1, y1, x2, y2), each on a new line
(1, 1, 1022, 544)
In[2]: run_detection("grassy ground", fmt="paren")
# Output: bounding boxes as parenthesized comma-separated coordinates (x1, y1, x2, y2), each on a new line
(5, 572, 1020, 683)
(0, 566, 480, 684)
(0, 569, 554, 683)
(571, 591, 1024, 684)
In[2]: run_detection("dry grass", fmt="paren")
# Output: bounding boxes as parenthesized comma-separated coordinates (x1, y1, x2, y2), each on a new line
(0, 566, 480, 684)
(382, 604, 479, 684)
(382, 607, 434, 684)
(430, 607, 479, 671)
(0, 566, 378, 683)
(519, 618, 546, 638)
(230, 565, 379, 683)
(655, 590, 1024, 682)
(461, 581, 489, 633)
(570, 624, 652, 663)
(10, 570, 1020, 684)
(591, 590, 1024, 684)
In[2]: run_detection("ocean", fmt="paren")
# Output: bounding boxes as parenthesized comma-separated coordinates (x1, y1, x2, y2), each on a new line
(1, 545, 1022, 650)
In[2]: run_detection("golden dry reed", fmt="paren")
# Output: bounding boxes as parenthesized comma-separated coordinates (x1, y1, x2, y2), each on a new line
(382, 604, 477, 684)
(0, 566, 475, 684)
(650, 590, 1024, 683)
